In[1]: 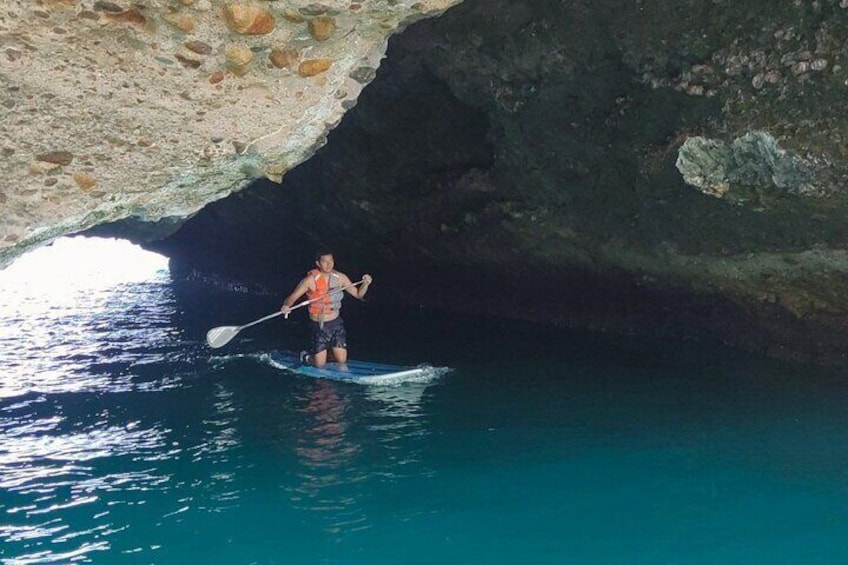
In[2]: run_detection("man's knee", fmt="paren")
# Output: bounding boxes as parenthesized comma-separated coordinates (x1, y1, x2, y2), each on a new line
(332, 347, 348, 363)
(312, 350, 328, 367)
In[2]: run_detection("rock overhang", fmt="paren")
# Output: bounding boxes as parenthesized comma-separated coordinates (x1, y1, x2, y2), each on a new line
(0, 0, 461, 267)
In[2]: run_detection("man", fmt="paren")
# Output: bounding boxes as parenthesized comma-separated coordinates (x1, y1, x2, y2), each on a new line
(280, 250, 372, 367)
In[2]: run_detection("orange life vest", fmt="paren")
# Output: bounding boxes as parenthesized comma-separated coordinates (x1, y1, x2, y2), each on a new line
(306, 269, 343, 317)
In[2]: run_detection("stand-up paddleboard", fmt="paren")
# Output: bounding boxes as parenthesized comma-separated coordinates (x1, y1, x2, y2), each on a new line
(268, 350, 431, 384)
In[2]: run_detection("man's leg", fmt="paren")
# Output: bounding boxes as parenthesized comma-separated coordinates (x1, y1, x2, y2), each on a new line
(309, 320, 331, 368)
(329, 318, 348, 364)
(311, 349, 329, 367)
(331, 346, 348, 363)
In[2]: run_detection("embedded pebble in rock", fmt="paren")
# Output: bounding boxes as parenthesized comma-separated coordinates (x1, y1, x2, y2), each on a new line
(309, 17, 336, 41)
(185, 40, 213, 55)
(93, 1, 123, 12)
(225, 45, 253, 75)
(36, 151, 73, 166)
(792, 61, 811, 75)
(283, 10, 306, 23)
(163, 13, 196, 32)
(222, 4, 276, 35)
(73, 173, 98, 191)
(349, 66, 376, 84)
(174, 54, 202, 69)
(298, 58, 333, 77)
(812, 59, 828, 71)
(270, 49, 299, 69)
(765, 70, 782, 83)
(300, 4, 332, 16)
(104, 9, 147, 26)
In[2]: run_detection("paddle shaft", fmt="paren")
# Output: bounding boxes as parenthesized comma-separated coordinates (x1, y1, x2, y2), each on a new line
(206, 280, 365, 348)
(239, 280, 364, 329)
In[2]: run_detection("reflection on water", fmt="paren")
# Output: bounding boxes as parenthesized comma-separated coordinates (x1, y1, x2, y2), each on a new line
(287, 378, 435, 539)
(292, 380, 367, 537)
(296, 380, 360, 469)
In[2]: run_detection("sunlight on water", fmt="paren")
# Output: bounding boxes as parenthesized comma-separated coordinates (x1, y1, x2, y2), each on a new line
(0, 237, 187, 563)
(0, 237, 175, 399)
(0, 237, 168, 291)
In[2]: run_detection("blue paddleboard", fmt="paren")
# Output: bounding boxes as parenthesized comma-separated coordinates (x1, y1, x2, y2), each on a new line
(268, 350, 430, 384)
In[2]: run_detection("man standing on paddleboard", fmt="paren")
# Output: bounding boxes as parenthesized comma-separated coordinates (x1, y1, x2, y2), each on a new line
(280, 250, 372, 368)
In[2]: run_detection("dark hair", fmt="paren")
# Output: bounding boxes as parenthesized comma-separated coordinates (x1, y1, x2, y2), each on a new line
(314, 249, 334, 261)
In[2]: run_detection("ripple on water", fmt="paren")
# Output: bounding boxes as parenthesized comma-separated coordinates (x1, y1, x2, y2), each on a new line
(0, 251, 456, 562)
(0, 274, 188, 399)
(0, 268, 195, 561)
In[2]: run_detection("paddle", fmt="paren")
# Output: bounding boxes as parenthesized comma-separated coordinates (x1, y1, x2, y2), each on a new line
(205, 280, 364, 349)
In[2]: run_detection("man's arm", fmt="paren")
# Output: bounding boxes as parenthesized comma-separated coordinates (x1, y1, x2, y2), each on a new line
(280, 277, 312, 314)
(341, 273, 372, 300)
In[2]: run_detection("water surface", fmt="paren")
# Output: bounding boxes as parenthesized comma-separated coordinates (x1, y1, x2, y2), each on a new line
(2, 250, 848, 563)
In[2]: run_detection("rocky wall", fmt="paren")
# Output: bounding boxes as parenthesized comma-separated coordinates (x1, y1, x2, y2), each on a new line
(9, 0, 848, 363)
(152, 0, 848, 363)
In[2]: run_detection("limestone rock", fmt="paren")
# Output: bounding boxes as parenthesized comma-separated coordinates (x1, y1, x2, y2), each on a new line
(0, 0, 462, 266)
(676, 133, 820, 206)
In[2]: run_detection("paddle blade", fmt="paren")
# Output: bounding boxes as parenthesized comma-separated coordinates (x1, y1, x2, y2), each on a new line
(206, 326, 240, 349)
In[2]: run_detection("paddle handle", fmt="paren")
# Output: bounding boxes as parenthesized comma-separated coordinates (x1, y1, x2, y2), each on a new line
(282, 279, 364, 319)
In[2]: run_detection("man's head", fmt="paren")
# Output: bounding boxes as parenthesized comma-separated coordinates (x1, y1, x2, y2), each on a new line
(314, 250, 334, 273)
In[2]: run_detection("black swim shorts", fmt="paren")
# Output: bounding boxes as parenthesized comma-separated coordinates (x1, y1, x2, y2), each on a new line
(309, 317, 347, 353)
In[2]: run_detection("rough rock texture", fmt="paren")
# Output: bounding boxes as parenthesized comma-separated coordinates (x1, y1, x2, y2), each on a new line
(10, 0, 848, 363)
(145, 0, 848, 364)
(0, 0, 459, 265)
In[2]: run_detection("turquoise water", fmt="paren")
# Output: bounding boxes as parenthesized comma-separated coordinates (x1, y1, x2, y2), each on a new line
(3, 247, 848, 563)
